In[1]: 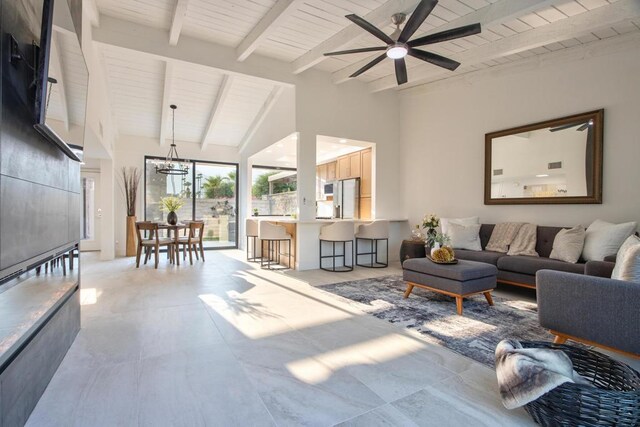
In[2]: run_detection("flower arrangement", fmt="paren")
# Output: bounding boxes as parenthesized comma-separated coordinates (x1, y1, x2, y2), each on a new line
(120, 167, 141, 217)
(426, 231, 450, 248)
(160, 196, 185, 213)
(422, 213, 440, 230)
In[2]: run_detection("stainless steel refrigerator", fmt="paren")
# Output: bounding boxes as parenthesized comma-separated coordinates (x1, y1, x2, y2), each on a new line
(334, 178, 360, 219)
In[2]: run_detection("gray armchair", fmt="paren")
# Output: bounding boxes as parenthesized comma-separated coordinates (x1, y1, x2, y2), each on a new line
(536, 267, 640, 357)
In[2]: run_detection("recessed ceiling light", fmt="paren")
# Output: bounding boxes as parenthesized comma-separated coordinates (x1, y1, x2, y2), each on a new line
(277, 144, 284, 148)
(536, 174, 549, 178)
(266, 150, 273, 153)
(339, 139, 347, 143)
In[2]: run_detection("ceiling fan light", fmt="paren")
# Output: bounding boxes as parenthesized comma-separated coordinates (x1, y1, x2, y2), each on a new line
(386, 44, 408, 59)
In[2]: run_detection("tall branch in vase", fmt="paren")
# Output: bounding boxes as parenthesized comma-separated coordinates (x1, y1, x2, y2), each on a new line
(121, 167, 141, 256)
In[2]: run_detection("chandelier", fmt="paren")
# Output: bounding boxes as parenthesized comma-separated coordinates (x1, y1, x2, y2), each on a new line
(155, 104, 189, 175)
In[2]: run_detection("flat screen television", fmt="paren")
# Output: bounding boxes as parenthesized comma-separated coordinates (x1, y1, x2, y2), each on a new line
(33, 0, 88, 162)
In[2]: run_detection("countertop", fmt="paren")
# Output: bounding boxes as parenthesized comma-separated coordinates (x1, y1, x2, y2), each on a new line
(254, 216, 408, 224)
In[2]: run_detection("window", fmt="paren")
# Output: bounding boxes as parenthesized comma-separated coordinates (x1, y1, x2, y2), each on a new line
(251, 166, 297, 216)
(145, 157, 238, 249)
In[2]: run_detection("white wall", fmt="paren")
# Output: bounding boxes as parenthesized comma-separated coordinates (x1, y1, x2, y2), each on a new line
(294, 70, 404, 221)
(112, 135, 239, 256)
(400, 43, 640, 229)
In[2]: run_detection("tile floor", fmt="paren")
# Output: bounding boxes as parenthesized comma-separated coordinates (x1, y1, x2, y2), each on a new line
(27, 250, 540, 427)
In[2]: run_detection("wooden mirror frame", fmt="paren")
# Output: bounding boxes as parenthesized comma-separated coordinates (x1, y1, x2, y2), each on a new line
(484, 109, 603, 205)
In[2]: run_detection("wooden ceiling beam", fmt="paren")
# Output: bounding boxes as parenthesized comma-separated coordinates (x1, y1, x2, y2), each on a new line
(201, 75, 234, 150)
(93, 16, 295, 87)
(238, 86, 284, 153)
(236, 0, 304, 62)
(169, 0, 189, 46)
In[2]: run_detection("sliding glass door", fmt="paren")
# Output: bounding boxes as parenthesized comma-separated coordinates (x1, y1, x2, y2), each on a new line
(145, 157, 238, 249)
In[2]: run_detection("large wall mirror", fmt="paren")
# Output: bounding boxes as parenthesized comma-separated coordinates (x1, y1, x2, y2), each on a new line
(485, 110, 603, 205)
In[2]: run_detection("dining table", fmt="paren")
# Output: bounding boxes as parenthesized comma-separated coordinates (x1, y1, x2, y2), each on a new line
(157, 223, 187, 265)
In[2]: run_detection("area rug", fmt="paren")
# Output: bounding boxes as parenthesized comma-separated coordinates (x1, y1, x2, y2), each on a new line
(315, 275, 552, 368)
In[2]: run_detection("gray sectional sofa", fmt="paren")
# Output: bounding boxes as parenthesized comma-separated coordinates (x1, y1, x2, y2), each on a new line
(453, 224, 614, 288)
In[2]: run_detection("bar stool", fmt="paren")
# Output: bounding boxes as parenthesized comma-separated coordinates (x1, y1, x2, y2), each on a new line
(246, 219, 261, 262)
(355, 220, 389, 268)
(259, 221, 292, 270)
(319, 221, 355, 272)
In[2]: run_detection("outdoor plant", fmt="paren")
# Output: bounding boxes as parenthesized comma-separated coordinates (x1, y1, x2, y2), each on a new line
(160, 196, 185, 213)
(120, 167, 141, 216)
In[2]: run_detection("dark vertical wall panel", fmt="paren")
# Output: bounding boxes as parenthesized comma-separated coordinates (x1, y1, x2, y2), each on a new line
(0, 290, 80, 427)
(0, 0, 80, 278)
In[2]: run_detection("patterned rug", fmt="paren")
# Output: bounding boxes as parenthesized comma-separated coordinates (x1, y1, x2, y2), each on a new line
(315, 275, 552, 367)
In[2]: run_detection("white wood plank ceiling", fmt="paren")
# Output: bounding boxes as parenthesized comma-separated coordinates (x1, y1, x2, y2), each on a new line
(94, 0, 640, 143)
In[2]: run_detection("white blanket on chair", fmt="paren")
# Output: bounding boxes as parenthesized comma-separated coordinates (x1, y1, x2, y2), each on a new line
(494, 339, 590, 409)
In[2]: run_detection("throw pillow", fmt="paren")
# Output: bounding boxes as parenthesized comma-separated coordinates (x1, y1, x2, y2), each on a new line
(441, 216, 479, 236)
(582, 219, 637, 261)
(486, 222, 524, 253)
(549, 226, 586, 264)
(448, 222, 482, 251)
(611, 235, 640, 283)
(507, 223, 539, 257)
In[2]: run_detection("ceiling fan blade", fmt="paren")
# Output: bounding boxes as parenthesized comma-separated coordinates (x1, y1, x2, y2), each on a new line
(398, 0, 438, 43)
(346, 14, 394, 45)
(324, 46, 386, 56)
(549, 121, 587, 132)
(395, 58, 408, 85)
(409, 23, 482, 47)
(577, 123, 589, 131)
(349, 53, 387, 78)
(408, 48, 460, 71)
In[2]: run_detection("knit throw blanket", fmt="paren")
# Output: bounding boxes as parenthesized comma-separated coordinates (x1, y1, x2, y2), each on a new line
(495, 339, 591, 409)
(486, 222, 524, 253)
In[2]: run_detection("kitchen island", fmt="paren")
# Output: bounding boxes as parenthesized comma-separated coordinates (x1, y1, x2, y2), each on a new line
(253, 217, 409, 270)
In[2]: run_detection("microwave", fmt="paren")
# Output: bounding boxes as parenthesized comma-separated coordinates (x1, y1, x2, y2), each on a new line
(323, 183, 334, 195)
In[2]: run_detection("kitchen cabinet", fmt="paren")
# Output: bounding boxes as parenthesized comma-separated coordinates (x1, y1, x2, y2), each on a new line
(349, 152, 361, 178)
(360, 148, 372, 198)
(337, 156, 350, 180)
(327, 161, 336, 181)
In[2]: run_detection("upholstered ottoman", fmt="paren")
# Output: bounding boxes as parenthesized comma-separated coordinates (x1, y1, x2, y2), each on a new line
(402, 258, 498, 315)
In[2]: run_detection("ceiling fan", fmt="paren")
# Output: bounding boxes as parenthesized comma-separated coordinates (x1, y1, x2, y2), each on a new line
(324, 0, 481, 85)
(549, 120, 593, 132)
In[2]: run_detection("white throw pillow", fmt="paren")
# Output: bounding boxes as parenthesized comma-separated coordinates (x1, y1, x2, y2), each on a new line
(611, 235, 640, 283)
(582, 219, 637, 261)
(441, 216, 479, 236)
(448, 222, 482, 251)
(549, 226, 586, 264)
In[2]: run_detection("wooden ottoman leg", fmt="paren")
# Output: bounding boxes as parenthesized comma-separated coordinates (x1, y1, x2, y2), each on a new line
(403, 283, 414, 299)
(553, 334, 568, 345)
(456, 297, 463, 315)
(484, 292, 494, 306)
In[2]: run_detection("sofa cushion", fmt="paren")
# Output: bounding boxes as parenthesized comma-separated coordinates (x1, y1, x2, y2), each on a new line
(535, 226, 565, 258)
(498, 255, 585, 276)
(455, 249, 504, 266)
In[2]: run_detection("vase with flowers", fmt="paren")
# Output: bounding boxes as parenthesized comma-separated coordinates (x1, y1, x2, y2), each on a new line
(160, 196, 185, 225)
(426, 232, 451, 256)
(422, 213, 440, 249)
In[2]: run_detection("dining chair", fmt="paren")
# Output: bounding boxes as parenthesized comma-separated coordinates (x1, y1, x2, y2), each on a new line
(135, 222, 176, 268)
(178, 221, 205, 264)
